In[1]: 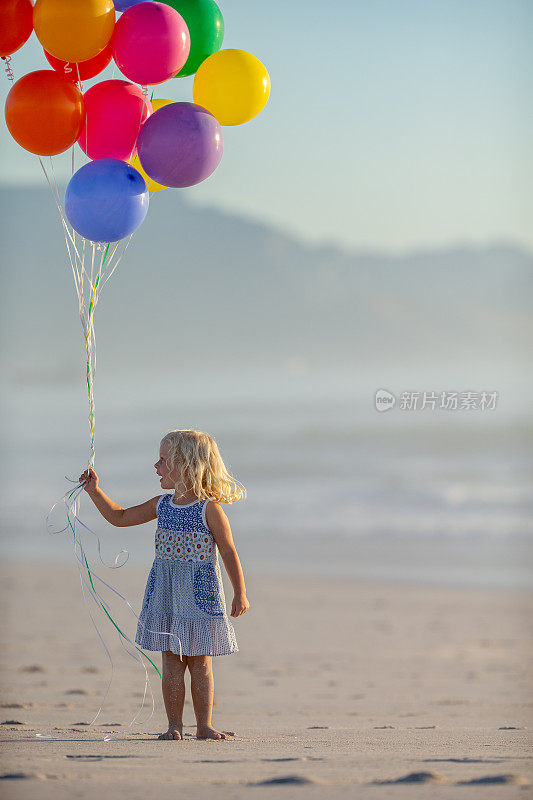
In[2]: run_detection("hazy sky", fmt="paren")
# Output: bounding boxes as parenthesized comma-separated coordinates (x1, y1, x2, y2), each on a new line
(1, 0, 531, 253)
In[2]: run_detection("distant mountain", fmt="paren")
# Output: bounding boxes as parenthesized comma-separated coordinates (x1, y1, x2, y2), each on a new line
(1, 186, 531, 384)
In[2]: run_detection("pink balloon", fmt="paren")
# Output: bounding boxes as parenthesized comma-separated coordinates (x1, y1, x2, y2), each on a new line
(78, 79, 152, 161)
(112, 1, 190, 86)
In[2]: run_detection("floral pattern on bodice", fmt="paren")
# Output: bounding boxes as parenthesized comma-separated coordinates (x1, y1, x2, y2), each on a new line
(155, 528, 213, 562)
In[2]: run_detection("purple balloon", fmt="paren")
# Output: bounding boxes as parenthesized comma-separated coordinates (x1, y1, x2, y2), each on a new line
(137, 102, 223, 189)
(114, 0, 151, 11)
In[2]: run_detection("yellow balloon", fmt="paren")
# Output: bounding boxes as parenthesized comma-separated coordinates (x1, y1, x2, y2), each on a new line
(149, 98, 173, 114)
(130, 99, 173, 192)
(33, 0, 115, 63)
(193, 49, 270, 126)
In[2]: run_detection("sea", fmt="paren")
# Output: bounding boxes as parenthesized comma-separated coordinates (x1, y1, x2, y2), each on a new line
(1, 367, 531, 590)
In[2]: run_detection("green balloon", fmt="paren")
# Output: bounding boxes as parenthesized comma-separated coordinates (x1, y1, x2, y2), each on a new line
(160, 0, 224, 78)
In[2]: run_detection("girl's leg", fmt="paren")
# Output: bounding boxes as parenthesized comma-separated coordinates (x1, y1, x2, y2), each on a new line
(187, 654, 234, 740)
(159, 651, 188, 740)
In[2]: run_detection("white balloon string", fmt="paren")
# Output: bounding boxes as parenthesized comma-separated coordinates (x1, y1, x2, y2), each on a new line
(38, 478, 186, 740)
(80, 237, 86, 307)
(38, 480, 160, 740)
(65, 495, 184, 658)
(46, 481, 127, 568)
(37, 153, 175, 743)
(71, 510, 157, 740)
(37, 158, 80, 292)
(60, 486, 185, 662)
(38, 157, 84, 284)
(101, 236, 133, 288)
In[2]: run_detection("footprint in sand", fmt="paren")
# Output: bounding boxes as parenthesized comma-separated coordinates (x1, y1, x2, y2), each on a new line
(65, 755, 143, 761)
(21, 665, 45, 673)
(433, 698, 472, 706)
(413, 725, 439, 729)
(262, 757, 325, 763)
(0, 772, 48, 780)
(262, 758, 307, 763)
(456, 775, 529, 785)
(499, 726, 527, 730)
(64, 689, 88, 695)
(372, 771, 445, 784)
(424, 758, 503, 764)
(65, 755, 103, 761)
(0, 703, 33, 709)
(249, 776, 318, 786)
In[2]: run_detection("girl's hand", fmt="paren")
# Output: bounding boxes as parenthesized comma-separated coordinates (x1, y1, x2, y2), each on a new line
(79, 468, 99, 495)
(231, 593, 249, 618)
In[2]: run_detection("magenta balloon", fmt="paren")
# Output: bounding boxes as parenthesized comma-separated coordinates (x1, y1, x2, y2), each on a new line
(137, 102, 223, 188)
(113, 2, 190, 85)
(78, 79, 152, 161)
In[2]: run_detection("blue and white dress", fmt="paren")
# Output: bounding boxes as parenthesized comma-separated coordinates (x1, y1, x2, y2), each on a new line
(135, 494, 238, 657)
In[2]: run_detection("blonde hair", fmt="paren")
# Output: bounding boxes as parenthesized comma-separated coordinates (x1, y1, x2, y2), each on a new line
(160, 429, 246, 504)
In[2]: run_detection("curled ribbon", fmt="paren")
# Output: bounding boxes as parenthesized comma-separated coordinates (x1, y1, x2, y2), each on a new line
(36, 478, 185, 742)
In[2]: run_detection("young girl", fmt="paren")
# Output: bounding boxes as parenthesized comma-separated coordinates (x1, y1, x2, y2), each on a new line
(79, 429, 249, 741)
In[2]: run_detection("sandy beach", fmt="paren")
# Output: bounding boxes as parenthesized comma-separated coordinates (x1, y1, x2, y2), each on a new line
(0, 558, 531, 798)
(1, 0, 531, 795)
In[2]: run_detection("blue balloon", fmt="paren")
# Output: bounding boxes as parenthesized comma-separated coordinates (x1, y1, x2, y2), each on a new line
(65, 159, 149, 243)
(113, 0, 152, 11)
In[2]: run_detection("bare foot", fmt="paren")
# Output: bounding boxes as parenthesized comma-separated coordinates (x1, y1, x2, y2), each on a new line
(196, 724, 234, 740)
(158, 724, 183, 740)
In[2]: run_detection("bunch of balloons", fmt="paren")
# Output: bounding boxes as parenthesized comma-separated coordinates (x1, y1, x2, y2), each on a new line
(2, 0, 270, 242)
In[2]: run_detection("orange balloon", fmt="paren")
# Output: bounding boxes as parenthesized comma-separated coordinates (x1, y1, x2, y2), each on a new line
(33, 0, 115, 63)
(0, 0, 33, 57)
(5, 70, 85, 156)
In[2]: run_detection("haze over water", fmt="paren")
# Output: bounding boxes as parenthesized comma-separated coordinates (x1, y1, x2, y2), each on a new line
(2, 363, 531, 589)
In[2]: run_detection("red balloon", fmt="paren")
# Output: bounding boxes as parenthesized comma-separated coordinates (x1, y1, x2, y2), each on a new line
(44, 42, 113, 81)
(0, 0, 33, 57)
(77, 79, 152, 161)
(5, 70, 85, 156)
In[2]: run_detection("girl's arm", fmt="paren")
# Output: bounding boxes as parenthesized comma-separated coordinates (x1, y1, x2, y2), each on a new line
(79, 468, 159, 527)
(206, 501, 249, 617)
